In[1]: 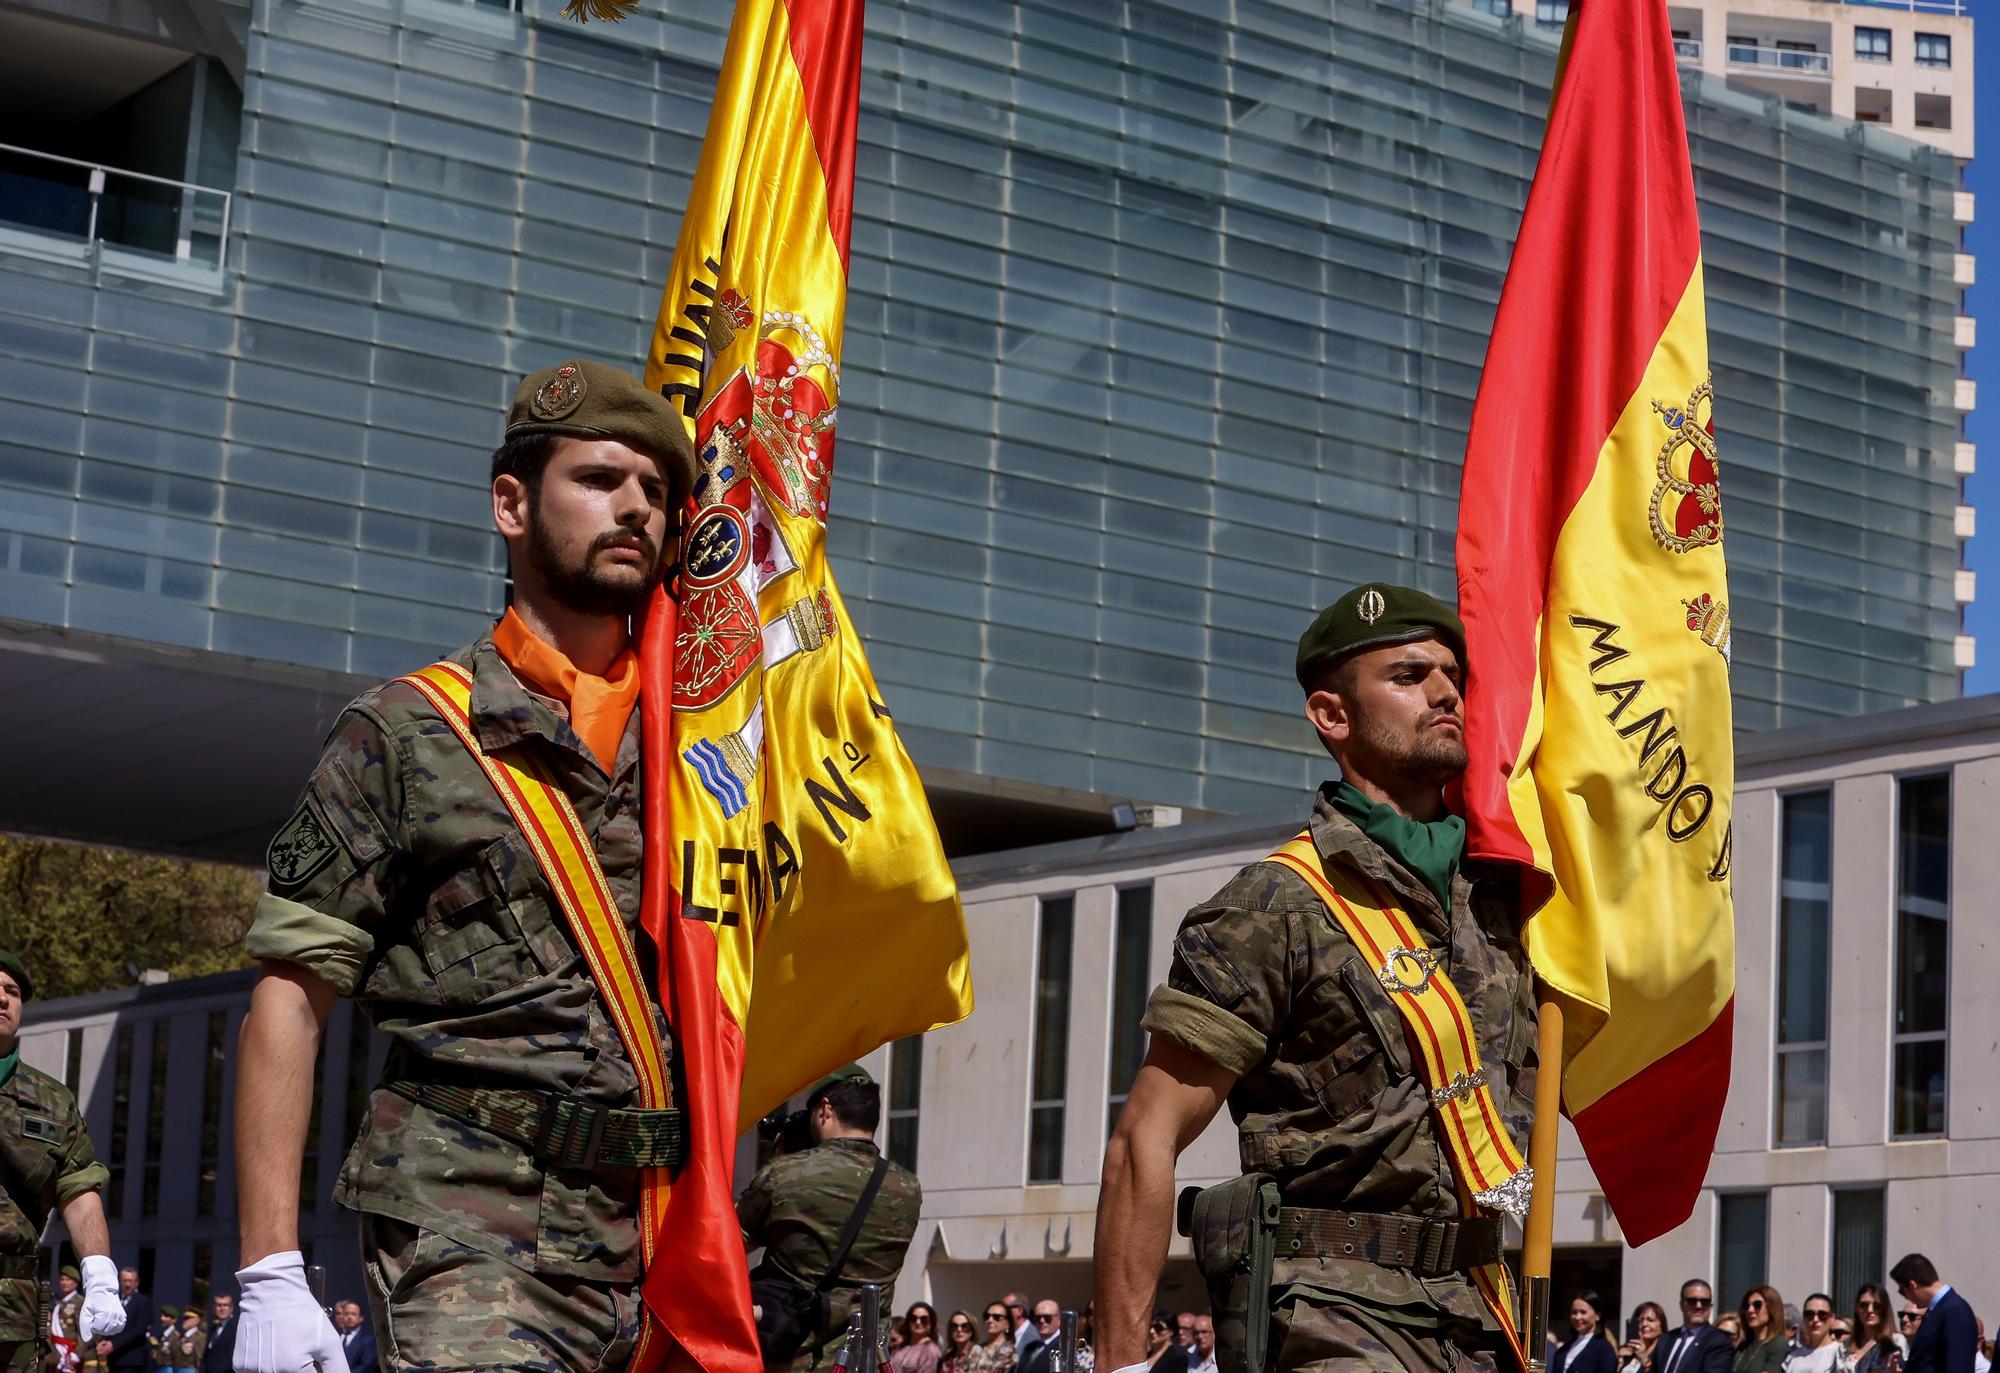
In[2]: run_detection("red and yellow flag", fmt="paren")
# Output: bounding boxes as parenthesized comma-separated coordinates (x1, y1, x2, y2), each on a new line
(1455, 0, 1735, 1246)
(631, 3, 975, 1369)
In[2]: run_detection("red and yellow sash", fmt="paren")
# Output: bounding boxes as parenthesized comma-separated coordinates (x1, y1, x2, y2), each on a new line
(1267, 832, 1530, 1368)
(401, 660, 674, 1370)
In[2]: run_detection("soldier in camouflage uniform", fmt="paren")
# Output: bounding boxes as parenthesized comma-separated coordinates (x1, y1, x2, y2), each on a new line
(1093, 586, 1538, 1373)
(0, 952, 124, 1373)
(230, 362, 697, 1373)
(738, 1067, 922, 1373)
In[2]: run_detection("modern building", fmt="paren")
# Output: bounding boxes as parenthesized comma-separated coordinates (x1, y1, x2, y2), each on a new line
(0, 0, 1976, 867)
(20, 692, 1995, 1320)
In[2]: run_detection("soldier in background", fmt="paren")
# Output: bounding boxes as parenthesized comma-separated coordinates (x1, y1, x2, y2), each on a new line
(0, 951, 124, 1373)
(145, 1308, 174, 1370)
(1092, 586, 1538, 1373)
(739, 1066, 922, 1372)
(49, 1267, 82, 1372)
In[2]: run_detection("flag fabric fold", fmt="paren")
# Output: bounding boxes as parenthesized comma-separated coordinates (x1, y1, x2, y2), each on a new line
(631, 3, 975, 1370)
(1455, 0, 1736, 1247)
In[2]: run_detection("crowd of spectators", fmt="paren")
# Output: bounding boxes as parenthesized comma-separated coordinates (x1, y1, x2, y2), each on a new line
(887, 1293, 1217, 1373)
(44, 1267, 380, 1373)
(1549, 1254, 1988, 1373)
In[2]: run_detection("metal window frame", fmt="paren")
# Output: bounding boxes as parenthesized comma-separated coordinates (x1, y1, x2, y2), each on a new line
(1773, 788, 1833, 1148)
(1889, 770, 1951, 1140)
(1026, 892, 1075, 1184)
(1105, 881, 1154, 1138)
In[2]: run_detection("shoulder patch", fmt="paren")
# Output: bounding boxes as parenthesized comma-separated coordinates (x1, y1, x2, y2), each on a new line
(20, 1114, 62, 1143)
(267, 800, 338, 888)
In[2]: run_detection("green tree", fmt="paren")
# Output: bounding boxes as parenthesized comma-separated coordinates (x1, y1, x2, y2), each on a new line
(0, 835, 260, 1000)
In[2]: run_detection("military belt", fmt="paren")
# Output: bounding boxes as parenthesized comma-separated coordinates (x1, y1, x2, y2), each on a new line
(389, 1080, 685, 1172)
(0, 1253, 40, 1280)
(1274, 1208, 1502, 1277)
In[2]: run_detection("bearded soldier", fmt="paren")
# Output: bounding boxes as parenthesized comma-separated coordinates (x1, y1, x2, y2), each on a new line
(0, 952, 125, 1373)
(232, 361, 696, 1372)
(1094, 587, 1538, 1373)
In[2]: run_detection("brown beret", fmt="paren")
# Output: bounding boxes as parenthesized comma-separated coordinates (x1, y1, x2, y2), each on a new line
(505, 360, 697, 497)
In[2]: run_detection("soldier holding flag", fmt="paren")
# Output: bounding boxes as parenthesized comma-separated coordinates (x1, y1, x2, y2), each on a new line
(1093, 588, 1537, 1373)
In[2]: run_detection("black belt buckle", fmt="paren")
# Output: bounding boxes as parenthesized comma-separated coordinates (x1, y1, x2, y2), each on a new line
(535, 1097, 608, 1170)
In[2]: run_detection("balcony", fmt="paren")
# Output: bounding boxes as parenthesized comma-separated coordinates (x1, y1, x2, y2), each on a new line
(1726, 43, 1831, 77)
(0, 141, 230, 287)
(1674, 37, 1702, 61)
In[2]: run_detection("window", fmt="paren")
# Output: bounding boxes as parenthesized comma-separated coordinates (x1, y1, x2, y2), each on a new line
(191, 1242, 214, 1318)
(1892, 774, 1949, 1138)
(1028, 894, 1075, 1183)
(1473, 0, 1512, 16)
(140, 1024, 169, 1218)
(1831, 1188, 1884, 1305)
(196, 1011, 226, 1217)
(1854, 27, 1890, 62)
(1107, 884, 1153, 1136)
(1854, 88, 1892, 124)
(1717, 1192, 1770, 1311)
(106, 1026, 133, 1217)
(64, 1028, 83, 1095)
(1775, 792, 1831, 1147)
(1913, 94, 1951, 130)
(1915, 33, 1950, 68)
(1535, 0, 1567, 27)
(886, 1036, 922, 1171)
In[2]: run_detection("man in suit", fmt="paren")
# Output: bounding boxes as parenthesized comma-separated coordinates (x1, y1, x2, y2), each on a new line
(333, 1300, 379, 1373)
(200, 1294, 236, 1373)
(1655, 1279, 1735, 1373)
(93, 1269, 150, 1373)
(1894, 1253, 1978, 1373)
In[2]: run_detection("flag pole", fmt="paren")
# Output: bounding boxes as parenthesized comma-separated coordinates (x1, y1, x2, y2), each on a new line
(1521, 991, 1565, 1373)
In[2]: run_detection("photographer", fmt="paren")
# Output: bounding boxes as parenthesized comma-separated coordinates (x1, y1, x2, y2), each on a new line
(740, 1066, 922, 1371)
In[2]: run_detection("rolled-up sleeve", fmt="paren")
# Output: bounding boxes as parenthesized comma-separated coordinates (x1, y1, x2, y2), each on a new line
(1139, 864, 1302, 1077)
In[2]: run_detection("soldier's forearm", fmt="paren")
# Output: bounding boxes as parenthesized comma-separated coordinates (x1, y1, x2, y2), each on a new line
(1092, 1126, 1177, 1371)
(58, 1190, 111, 1257)
(234, 961, 336, 1265)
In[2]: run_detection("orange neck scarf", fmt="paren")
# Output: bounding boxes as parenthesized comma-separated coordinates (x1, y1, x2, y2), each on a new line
(491, 606, 640, 774)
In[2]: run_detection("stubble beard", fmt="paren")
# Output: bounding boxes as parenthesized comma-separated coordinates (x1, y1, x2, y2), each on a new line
(524, 506, 659, 619)
(1352, 707, 1468, 789)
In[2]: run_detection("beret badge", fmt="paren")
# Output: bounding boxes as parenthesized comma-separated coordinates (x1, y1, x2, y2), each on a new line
(531, 363, 587, 421)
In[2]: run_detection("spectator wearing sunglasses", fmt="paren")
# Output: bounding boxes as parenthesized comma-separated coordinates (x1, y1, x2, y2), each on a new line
(1848, 1284, 1903, 1373)
(1145, 1313, 1189, 1373)
(1736, 1287, 1790, 1373)
(965, 1307, 1018, 1373)
(1657, 1280, 1734, 1373)
(941, 1312, 978, 1373)
(893, 1304, 946, 1373)
(1784, 1295, 1840, 1373)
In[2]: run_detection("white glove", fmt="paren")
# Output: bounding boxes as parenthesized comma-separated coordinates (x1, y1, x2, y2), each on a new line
(77, 1255, 125, 1343)
(1110, 1363, 1152, 1373)
(233, 1250, 344, 1373)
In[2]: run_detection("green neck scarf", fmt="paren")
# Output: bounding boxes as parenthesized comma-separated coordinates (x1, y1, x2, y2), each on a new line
(0, 1044, 17, 1090)
(1329, 780, 1466, 913)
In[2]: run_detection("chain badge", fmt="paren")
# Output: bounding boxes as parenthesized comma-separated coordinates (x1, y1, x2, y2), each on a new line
(1377, 945, 1441, 995)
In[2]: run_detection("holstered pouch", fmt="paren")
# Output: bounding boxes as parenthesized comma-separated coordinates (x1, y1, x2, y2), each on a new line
(1178, 1174, 1280, 1373)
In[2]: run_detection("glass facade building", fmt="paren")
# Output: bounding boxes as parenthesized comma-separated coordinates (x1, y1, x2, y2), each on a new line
(0, 0, 1968, 828)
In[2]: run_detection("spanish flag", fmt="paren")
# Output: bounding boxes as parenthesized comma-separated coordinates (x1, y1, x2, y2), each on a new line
(632, 2, 975, 1369)
(1455, 0, 1735, 1246)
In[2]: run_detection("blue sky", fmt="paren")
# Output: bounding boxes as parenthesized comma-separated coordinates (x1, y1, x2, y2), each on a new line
(1961, 58, 1995, 695)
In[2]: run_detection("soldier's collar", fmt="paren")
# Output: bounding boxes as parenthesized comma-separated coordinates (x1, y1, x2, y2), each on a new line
(1307, 783, 1454, 932)
(467, 637, 589, 758)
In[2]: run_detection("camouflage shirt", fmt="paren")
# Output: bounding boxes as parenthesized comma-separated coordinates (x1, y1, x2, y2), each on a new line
(245, 634, 668, 1281)
(738, 1137, 922, 1368)
(1141, 784, 1537, 1331)
(0, 1061, 107, 1340)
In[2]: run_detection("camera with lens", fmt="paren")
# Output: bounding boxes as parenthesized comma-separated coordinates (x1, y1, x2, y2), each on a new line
(757, 1105, 814, 1157)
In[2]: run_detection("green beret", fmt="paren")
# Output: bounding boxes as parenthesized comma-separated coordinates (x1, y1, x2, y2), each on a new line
(60, 1266, 78, 1282)
(806, 1063, 872, 1099)
(505, 359, 697, 498)
(159, 1306, 180, 1319)
(1296, 583, 1467, 689)
(0, 948, 31, 1001)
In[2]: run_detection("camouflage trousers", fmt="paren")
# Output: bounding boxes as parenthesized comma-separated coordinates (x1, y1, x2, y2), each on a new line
(361, 1213, 642, 1372)
(0, 1341, 37, 1373)
(1271, 1292, 1505, 1373)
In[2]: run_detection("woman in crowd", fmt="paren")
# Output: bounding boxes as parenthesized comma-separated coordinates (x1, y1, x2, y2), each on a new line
(1553, 1291, 1618, 1373)
(1146, 1311, 1189, 1373)
(893, 1304, 945, 1373)
(965, 1304, 1017, 1373)
(1733, 1286, 1790, 1373)
(1617, 1301, 1667, 1373)
(1074, 1299, 1097, 1373)
(1716, 1314, 1744, 1349)
(1843, 1284, 1903, 1373)
(941, 1312, 978, 1373)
